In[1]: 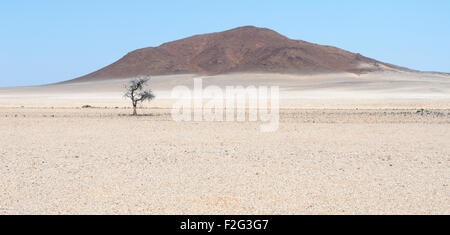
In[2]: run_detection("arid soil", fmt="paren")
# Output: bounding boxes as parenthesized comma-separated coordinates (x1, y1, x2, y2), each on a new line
(0, 107, 449, 214)
(1, 71, 449, 214)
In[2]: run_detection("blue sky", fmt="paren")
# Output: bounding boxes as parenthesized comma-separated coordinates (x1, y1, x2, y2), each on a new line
(1, 0, 449, 87)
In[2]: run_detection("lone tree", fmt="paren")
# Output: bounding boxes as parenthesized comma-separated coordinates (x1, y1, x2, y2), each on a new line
(124, 76, 155, 116)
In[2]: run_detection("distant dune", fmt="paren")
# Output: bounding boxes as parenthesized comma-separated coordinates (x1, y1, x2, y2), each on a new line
(67, 26, 419, 83)
(2, 72, 450, 108)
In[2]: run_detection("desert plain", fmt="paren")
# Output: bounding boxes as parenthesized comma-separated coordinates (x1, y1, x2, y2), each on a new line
(0, 72, 449, 214)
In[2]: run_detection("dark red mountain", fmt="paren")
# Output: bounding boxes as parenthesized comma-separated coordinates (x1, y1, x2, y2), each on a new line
(71, 26, 410, 82)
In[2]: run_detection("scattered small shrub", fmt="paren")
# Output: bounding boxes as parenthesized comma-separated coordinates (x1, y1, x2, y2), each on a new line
(416, 108, 432, 115)
(81, 105, 93, 109)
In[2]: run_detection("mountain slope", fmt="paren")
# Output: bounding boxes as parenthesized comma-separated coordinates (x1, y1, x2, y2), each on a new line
(70, 26, 411, 82)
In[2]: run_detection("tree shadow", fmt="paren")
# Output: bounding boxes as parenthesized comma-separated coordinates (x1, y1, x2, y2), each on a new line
(118, 113, 165, 117)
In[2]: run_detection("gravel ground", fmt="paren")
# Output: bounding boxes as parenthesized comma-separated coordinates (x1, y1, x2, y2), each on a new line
(0, 108, 449, 214)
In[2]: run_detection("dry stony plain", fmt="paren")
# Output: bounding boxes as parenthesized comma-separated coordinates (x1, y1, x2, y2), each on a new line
(0, 72, 449, 214)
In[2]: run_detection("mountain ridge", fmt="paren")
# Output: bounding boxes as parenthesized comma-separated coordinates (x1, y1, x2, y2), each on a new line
(69, 26, 417, 83)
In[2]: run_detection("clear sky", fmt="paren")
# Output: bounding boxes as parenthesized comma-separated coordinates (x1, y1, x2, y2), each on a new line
(1, 0, 449, 87)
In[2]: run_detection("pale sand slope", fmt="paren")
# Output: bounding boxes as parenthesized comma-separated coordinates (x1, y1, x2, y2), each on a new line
(0, 108, 449, 214)
(0, 71, 450, 108)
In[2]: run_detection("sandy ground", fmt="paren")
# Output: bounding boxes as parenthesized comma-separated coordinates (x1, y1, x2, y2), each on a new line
(0, 72, 449, 214)
(0, 108, 449, 214)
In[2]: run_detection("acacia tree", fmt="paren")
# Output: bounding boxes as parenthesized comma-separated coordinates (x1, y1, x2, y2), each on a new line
(124, 76, 155, 116)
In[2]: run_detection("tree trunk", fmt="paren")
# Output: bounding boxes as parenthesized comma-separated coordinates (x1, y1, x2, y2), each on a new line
(133, 105, 137, 116)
